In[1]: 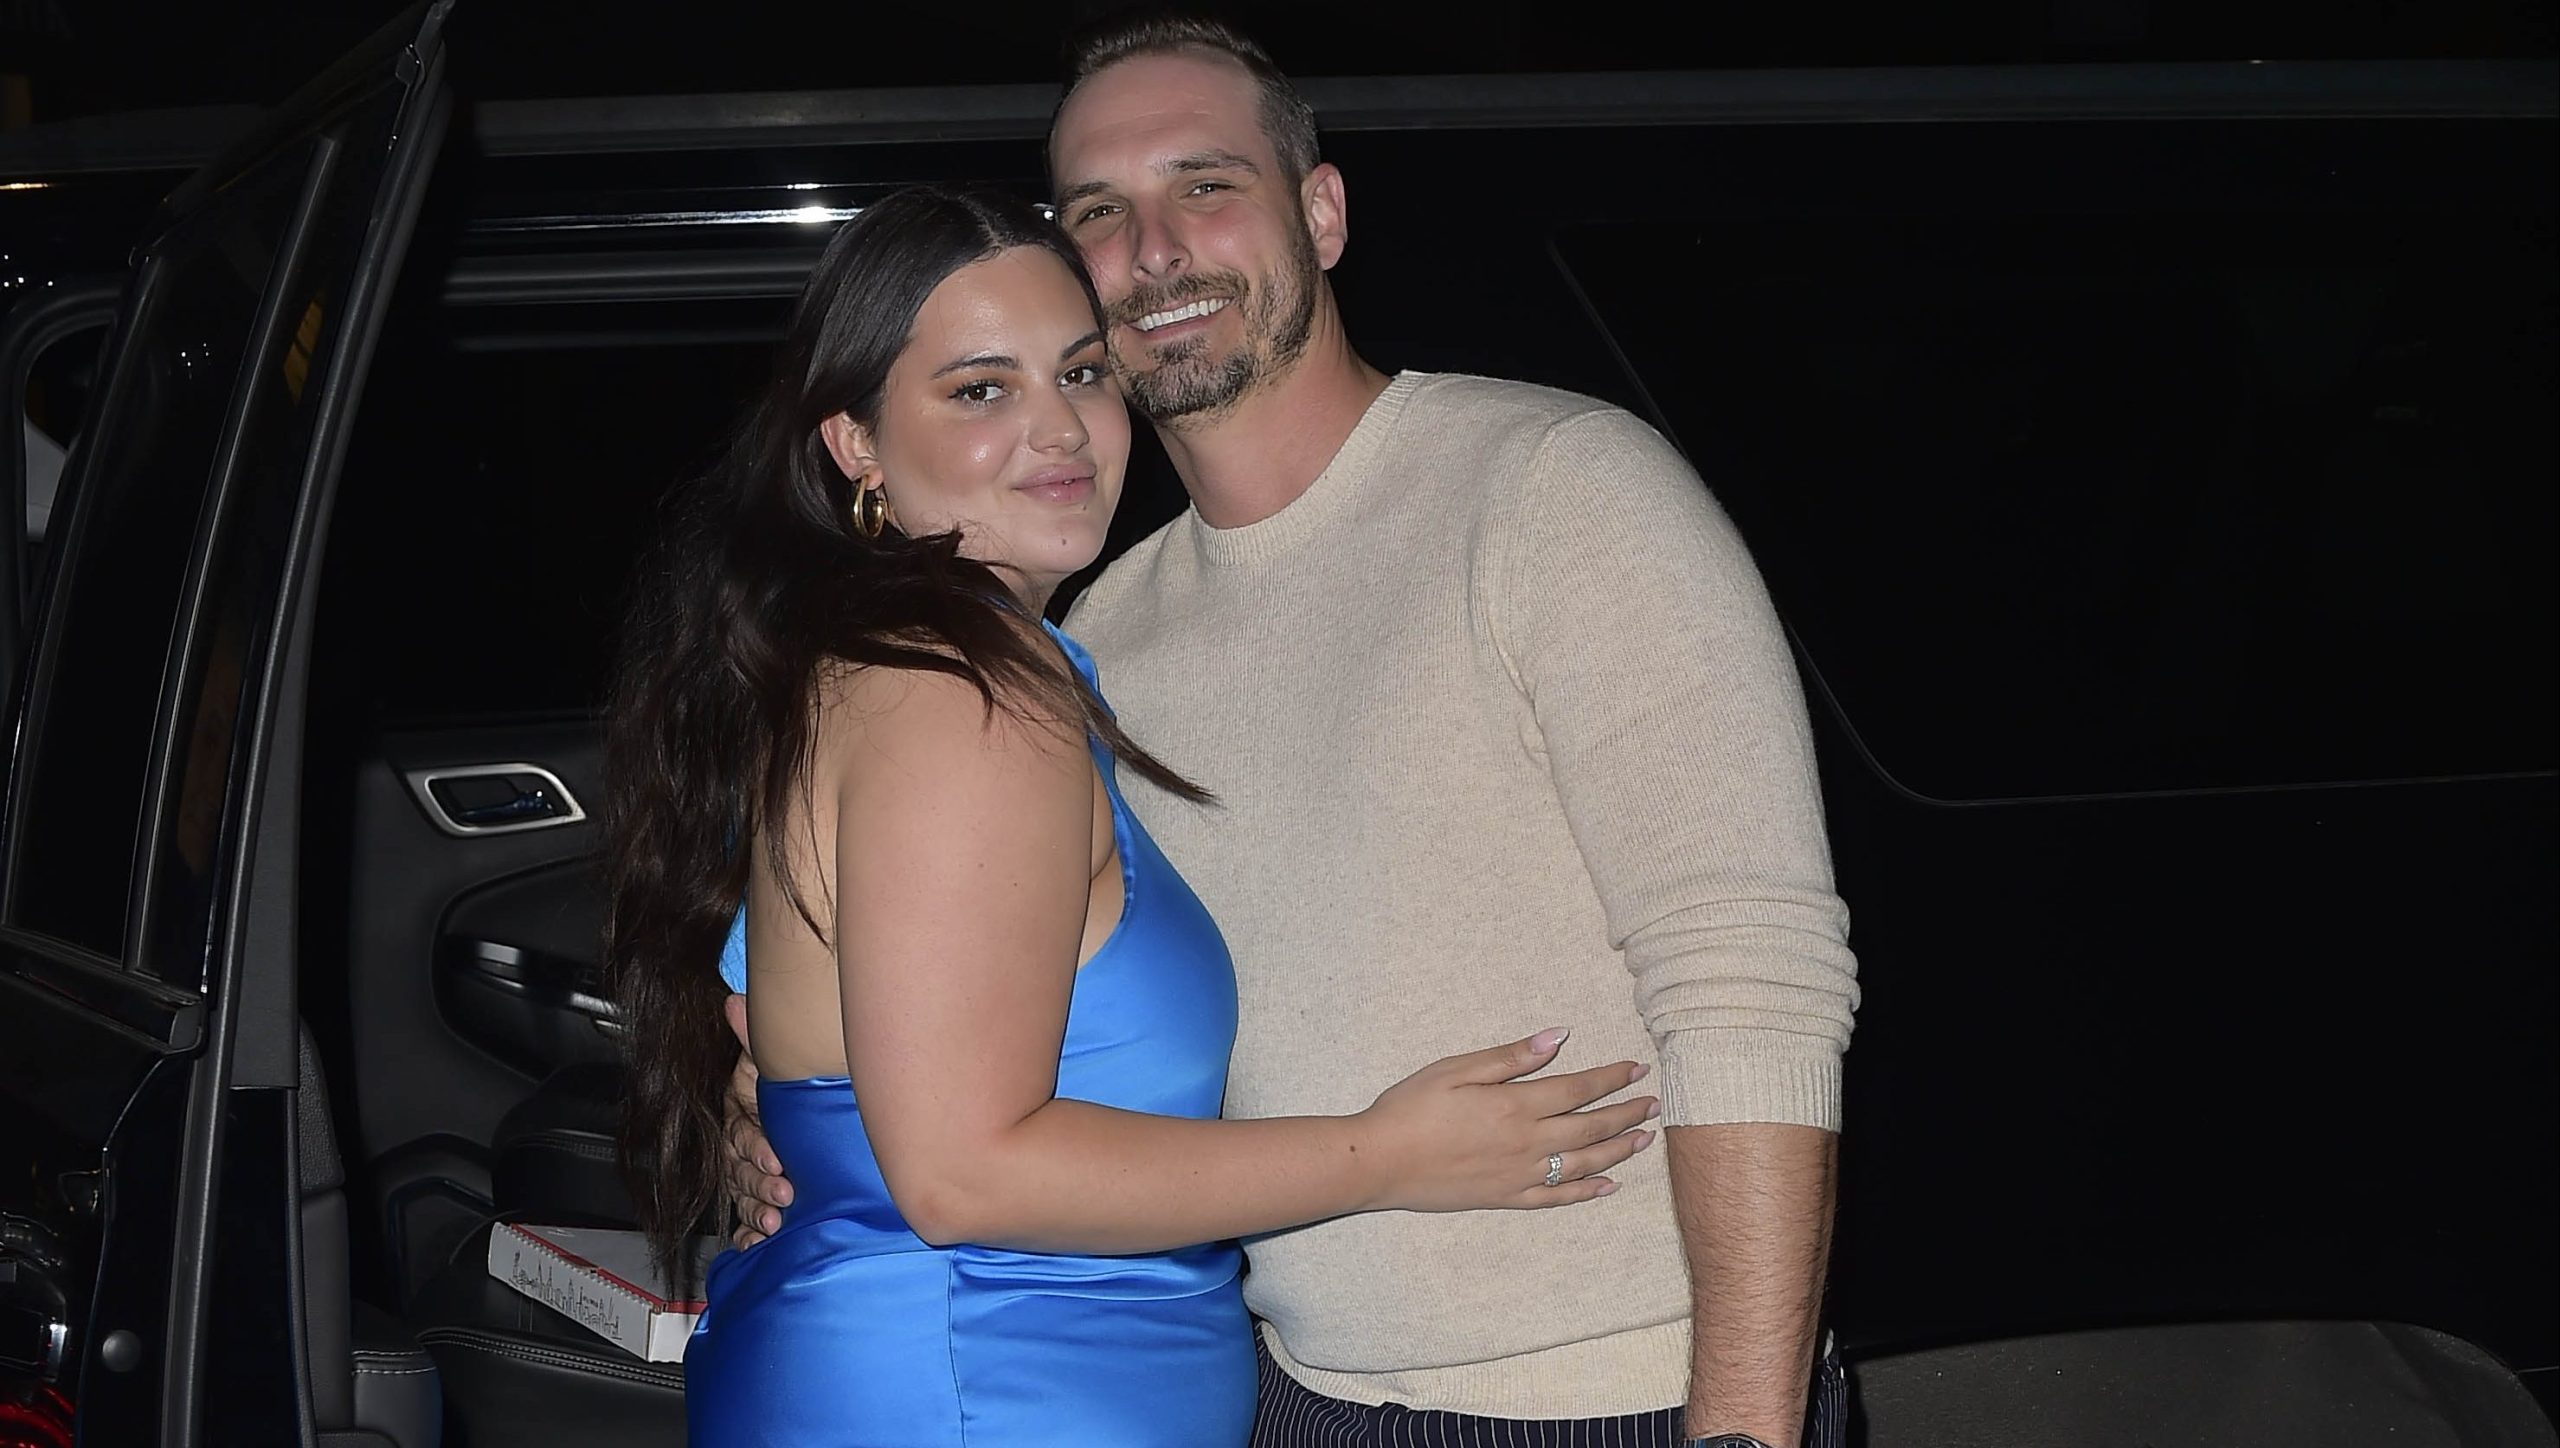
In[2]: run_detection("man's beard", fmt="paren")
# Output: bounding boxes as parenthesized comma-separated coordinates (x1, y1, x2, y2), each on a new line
(1111, 216, 1320, 423)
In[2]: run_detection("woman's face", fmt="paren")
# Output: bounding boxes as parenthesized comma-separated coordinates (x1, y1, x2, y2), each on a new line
(823, 245, 1130, 606)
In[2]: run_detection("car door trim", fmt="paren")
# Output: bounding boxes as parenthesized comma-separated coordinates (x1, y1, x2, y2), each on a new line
(402, 762, 588, 837)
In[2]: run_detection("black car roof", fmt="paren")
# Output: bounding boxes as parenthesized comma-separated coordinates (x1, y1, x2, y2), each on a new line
(4, 59, 2551, 180)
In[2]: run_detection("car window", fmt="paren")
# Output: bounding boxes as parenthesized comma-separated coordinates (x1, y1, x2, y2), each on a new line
(19, 325, 102, 549)
(134, 86, 426, 982)
(7, 321, 104, 707)
(324, 311, 777, 721)
(1, 136, 320, 960)
(1556, 128, 2556, 801)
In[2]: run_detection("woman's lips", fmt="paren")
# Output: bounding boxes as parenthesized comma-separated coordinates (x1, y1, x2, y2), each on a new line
(1015, 468, 1096, 505)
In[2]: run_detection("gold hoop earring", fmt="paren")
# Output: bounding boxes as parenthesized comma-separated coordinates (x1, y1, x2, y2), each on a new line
(853, 483, 893, 540)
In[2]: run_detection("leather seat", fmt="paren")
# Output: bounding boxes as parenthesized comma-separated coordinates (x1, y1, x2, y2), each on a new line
(409, 1223, 685, 1448)
(339, 1303, 447, 1448)
(299, 1028, 443, 1448)
(489, 1062, 636, 1227)
(1848, 1319, 2557, 1447)
(400, 1065, 686, 1446)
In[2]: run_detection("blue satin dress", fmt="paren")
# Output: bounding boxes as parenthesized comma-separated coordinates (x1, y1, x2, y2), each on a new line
(683, 625, 1254, 1447)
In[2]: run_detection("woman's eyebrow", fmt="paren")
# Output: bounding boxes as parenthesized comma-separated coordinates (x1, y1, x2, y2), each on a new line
(931, 352, 1015, 378)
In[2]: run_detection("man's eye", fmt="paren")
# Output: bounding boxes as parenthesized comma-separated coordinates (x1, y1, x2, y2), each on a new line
(952, 380, 1007, 404)
(1187, 181, 1230, 196)
(1074, 202, 1119, 226)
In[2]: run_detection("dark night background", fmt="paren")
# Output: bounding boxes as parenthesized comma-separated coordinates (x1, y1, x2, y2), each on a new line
(3, 0, 2556, 126)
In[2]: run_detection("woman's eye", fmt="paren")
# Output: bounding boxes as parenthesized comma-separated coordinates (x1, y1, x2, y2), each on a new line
(1062, 363, 1106, 388)
(952, 379, 1007, 404)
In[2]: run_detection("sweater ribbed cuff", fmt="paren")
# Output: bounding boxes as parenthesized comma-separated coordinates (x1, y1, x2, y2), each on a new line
(1653, 1028, 1843, 1131)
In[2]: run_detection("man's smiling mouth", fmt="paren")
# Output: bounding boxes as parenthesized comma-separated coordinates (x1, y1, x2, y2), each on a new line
(1132, 298, 1231, 332)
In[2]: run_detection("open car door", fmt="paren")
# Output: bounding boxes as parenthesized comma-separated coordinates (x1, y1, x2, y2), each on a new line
(0, 4, 452, 1444)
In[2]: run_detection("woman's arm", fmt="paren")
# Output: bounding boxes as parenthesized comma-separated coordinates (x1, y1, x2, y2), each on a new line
(827, 667, 1654, 1255)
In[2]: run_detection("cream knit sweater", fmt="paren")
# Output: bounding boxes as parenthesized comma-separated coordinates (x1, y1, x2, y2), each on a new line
(1065, 372, 1860, 1419)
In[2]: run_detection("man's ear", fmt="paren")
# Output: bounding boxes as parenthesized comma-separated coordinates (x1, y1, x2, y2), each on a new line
(1303, 162, 1350, 271)
(817, 411, 878, 486)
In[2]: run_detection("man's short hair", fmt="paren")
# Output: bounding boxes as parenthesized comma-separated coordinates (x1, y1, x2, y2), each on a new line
(1062, 11, 1321, 184)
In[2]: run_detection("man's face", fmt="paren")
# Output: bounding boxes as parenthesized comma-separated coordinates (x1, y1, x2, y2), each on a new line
(1051, 52, 1326, 423)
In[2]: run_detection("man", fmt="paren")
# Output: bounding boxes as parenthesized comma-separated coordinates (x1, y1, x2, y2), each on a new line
(726, 16, 1859, 1446)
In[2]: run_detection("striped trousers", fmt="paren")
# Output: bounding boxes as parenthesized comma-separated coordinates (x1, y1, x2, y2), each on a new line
(1249, 1332, 1848, 1448)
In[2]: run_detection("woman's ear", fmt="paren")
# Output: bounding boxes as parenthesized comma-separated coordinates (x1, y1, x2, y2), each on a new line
(817, 412, 879, 487)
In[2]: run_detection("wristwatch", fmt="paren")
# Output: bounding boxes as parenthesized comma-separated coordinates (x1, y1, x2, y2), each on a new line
(1686, 1437, 1779, 1448)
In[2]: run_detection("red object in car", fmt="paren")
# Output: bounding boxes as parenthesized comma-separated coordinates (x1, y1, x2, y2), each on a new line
(0, 1385, 75, 1448)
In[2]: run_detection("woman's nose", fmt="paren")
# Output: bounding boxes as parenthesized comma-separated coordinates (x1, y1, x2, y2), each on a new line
(1032, 384, 1090, 453)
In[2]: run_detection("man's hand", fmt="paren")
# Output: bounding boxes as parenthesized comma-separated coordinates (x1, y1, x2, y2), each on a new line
(721, 992, 793, 1248)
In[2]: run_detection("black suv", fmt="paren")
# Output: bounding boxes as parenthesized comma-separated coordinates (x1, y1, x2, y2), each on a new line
(3, 5, 2554, 1444)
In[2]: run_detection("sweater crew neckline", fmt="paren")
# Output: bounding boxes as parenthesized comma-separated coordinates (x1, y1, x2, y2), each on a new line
(1188, 371, 1423, 570)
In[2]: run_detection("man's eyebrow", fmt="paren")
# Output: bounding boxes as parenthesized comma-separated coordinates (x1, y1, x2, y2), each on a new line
(1166, 149, 1261, 177)
(932, 352, 1015, 378)
(1053, 149, 1264, 212)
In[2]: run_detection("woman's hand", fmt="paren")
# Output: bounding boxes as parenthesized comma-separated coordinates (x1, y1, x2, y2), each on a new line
(1356, 1027, 1658, 1212)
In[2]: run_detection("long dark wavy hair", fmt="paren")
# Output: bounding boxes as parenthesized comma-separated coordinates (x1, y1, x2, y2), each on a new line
(604, 185, 1203, 1283)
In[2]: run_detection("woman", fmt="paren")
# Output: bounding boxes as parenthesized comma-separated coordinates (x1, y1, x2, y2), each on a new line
(604, 187, 1657, 1447)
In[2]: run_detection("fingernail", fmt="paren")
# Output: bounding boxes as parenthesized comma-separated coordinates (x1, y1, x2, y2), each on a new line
(1528, 1027, 1570, 1053)
(1630, 1063, 1650, 1081)
(1595, 1179, 1619, 1196)
(1634, 1129, 1655, 1149)
(1645, 1099, 1662, 1121)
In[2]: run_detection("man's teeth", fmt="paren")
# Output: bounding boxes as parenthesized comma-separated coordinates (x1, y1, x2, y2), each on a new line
(1134, 298, 1229, 332)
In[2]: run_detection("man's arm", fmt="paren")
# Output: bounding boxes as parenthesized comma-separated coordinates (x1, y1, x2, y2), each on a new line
(1667, 1123, 1835, 1444)
(722, 992, 792, 1247)
(1491, 407, 1859, 1446)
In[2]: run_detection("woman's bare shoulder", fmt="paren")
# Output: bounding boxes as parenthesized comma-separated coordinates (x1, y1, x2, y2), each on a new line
(812, 651, 1084, 786)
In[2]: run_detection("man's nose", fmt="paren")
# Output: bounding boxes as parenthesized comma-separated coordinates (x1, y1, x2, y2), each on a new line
(1130, 205, 1187, 281)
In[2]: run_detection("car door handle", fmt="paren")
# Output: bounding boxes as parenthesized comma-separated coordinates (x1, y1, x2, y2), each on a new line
(403, 763, 587, 837)
(453, 786, 562, 827)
